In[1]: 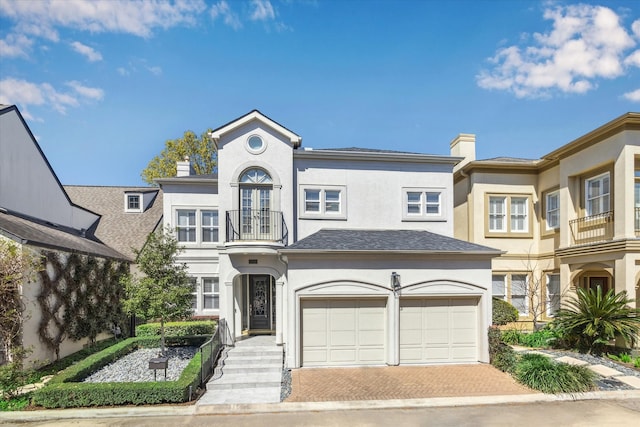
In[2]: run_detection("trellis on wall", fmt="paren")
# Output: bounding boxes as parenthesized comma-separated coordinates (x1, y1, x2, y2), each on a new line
(37, 251, 129, 360)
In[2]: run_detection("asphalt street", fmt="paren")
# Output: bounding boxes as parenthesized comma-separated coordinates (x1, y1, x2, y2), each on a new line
(4, 399, 640, 427)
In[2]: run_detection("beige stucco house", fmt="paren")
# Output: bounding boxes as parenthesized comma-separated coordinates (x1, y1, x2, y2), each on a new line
(158, 110, 501, 368)
(452, 112, 640, 330)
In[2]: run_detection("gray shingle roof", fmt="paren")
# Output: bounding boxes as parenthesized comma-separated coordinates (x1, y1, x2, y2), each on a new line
(64, 186, 163, 261)
(283, 229, 500, 253)
(0, 211, 127, 260)
(314, 147, 423, 155)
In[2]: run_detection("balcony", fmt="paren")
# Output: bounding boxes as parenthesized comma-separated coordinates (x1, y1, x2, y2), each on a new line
(226, 210, 288, 245)
(569, 211, 614, 245)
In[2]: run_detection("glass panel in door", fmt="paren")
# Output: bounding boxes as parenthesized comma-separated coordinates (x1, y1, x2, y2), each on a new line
(240, 186, 272, 239)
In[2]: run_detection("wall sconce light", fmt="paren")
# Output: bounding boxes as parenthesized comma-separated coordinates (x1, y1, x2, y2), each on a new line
(391, 272, 401, 292)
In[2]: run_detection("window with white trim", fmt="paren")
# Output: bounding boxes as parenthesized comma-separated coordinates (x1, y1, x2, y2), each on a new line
(299, 186, 346, 219)
(489, 196, 506, 231)
(546, 274, 561, 317)
(176, 210, 196, 242)
(487, 195, 531, 235)
(492, 275, 506, 300)
(545, 191, 559, 230)
(402, 188, 445, 221)
(201, 210, 219, 243)
(202, 277, 219, 309)
(511, 274, 528, 316)
(585, 173, 610, 216)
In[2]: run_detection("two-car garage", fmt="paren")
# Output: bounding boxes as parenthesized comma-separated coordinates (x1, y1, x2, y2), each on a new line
(300, 297, 479, 367)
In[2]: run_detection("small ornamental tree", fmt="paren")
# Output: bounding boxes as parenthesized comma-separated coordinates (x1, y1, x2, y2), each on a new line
(0, 238, 41, 364)
(121, 229, 195, 354)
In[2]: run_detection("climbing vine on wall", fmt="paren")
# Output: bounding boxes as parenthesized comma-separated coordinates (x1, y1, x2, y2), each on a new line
(37, 251, 129, 360)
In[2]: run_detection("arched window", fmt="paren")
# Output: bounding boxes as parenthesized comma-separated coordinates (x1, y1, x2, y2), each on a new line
(240, 168, 272, 184)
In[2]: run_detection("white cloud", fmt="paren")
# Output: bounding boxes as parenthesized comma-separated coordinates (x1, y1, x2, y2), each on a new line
(0, 77, 104, 115)
(117, 67, 129, 76)
(632, 19, 640, 38)
(211, 1, 242, 30)
(147, 66, 162, 76)
(623, 88, 640, 102)
(0, 0, 207, 38)
(0, 33, 33, 58)
(250, 0, 275, 22)
(625, 49, 640, 68)
(70, 41, 102, 62)
(66, 80, 104, 100)
(477, 4, 637, 98)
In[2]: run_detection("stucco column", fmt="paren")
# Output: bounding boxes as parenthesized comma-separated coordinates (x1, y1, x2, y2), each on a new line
(275, 280, 284, 345)
(388, 291, 399, 366)
(224, 280, 235, 343)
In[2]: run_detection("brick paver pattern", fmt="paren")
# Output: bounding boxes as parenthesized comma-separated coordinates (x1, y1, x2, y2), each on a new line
(286, 364, 534, 402)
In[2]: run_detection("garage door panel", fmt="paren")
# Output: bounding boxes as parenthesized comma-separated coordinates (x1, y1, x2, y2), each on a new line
(301, 298, 386, 367)
(400, 298, 478, 364)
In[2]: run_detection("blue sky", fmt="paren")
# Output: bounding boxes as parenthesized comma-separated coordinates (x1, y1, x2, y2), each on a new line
(1, 0, 639, 186)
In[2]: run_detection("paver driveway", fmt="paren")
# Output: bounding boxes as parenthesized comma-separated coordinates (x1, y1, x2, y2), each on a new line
(286, 364, 534, 402)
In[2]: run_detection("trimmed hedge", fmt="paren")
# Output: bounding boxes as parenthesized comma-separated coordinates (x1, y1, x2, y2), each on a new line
(32, 335, 206, 408)
(492, 298, 519, 326)
(488, 327, 517, 373)
(136, 320, 216, 337)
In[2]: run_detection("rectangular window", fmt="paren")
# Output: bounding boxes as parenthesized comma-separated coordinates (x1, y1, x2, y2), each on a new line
(202, 277, 219, 309)
(403, 189, 444, 220)
(585, 173, 610, 216)
(510, 197, 528, 232)
(300, 186, 346, 219)
(546, 274, 561, 317)
(189, 277, 198, 310)
(304, 189, 321, 213)
(325, 190, 341, 213)
(511, 274, 528, 316)
(201, 210, 219, 243)
(487, 194, 531, 236)
(406, 192, 422, 215)
(489, 196, 506, 231)
(546, 191, 560, 230)
(176, 210, 196, 242)
(127, 195, 140, 211)
(492, 275, 506, 300)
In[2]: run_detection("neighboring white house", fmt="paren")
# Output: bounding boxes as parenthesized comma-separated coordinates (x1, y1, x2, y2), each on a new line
(157, 110, 500, 368)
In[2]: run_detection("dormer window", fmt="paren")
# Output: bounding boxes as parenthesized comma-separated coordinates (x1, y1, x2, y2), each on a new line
(125, 193, 142, 213)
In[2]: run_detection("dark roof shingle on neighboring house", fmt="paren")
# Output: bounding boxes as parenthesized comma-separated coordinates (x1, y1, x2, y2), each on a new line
(0, 210, 127, 260)
(64, 186, 163, 261)
(282, 229, 500, 253)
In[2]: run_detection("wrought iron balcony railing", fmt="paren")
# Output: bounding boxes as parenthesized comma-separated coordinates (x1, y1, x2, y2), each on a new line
(225, 210, 288, 245)
(569, 210, 614, 245)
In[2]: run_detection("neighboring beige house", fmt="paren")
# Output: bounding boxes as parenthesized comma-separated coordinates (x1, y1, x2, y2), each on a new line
(0, 105, 160, 366)
(158, 110, 501, 368)
(452, 112, 640, 330)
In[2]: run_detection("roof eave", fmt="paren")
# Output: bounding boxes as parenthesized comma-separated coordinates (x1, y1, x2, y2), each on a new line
(209, 110, 302, 147)
(295, 150, 462, 165)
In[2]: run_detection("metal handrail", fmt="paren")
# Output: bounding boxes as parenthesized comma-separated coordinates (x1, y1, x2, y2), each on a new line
(569, 210, 614, 245)
(225, 210, 288, 244)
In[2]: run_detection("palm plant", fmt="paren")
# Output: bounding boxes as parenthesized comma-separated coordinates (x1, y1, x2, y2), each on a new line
(552, 287, 640, 354)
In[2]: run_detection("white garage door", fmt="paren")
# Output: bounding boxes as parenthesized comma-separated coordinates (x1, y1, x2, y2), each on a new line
(301, 298, 386, 367)
(400, 298, 478, 364)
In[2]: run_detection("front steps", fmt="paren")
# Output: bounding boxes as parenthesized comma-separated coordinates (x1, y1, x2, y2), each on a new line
(197, 335, 283, 405)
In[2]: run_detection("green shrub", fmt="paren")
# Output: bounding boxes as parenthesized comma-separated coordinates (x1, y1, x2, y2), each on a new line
(32, 335, 206, 408)
(0, 360, 30, 399)
(515, 353, 595, 394)
(0, 393, 31, 411)
(488, 327, 517, 373)
(552, 288, 640, 354)
(492, 298, 519, 326)
(136, 320, 216, 337)
(500, 329, 522, 345)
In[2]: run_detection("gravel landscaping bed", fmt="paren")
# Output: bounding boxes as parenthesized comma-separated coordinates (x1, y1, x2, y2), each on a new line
(82, 346, 198, 383)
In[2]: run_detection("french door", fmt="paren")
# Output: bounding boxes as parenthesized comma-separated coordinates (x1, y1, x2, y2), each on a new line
(240, 185, 272, 240)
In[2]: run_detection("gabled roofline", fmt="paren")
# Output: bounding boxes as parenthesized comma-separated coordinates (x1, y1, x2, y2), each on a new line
(295, 149, 462, 165)
(155, 176, 218, 185)
(208, 110, 302, 147)
(0, 105, 100, 219)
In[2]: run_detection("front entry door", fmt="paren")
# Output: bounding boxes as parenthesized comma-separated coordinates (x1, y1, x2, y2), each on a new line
(249, 276, 271, 330)
(240, 186, 272, 240)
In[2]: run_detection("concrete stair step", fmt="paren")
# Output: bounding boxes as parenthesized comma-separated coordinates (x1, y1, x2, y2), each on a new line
(223, 364, 281, 373)
(207, 371, 282, 390)
(223, 354, 282, 364)
(227, 347, 283, 356)
(197, 386, 281, 405)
